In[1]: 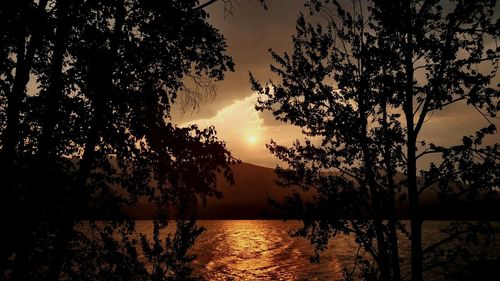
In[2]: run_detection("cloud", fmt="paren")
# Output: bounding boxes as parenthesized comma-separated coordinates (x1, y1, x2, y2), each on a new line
(171, 0, 306, 124)
(182, 93, 303, 167)
(175, 0, 499, 169)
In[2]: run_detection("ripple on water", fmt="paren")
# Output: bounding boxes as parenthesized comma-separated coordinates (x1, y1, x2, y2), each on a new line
(133, 220, 488, 280)
(188, 220, 344, 281)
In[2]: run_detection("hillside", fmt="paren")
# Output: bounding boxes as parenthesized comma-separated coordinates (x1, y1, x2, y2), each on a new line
(128, 162, 304, 219)
(128, 162, 499, 220)
(198, 162, 306, 219)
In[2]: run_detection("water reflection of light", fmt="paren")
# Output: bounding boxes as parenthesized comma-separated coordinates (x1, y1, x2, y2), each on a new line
(133, 220, 347, 280)
(214, 220, 290, 280)
(196, 220, 344, 281)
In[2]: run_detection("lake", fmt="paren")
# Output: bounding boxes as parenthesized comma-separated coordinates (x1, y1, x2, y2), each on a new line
(134, 220, 500, 280)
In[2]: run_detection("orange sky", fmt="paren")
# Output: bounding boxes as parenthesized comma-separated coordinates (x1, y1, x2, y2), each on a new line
(173, 0, 499, 168)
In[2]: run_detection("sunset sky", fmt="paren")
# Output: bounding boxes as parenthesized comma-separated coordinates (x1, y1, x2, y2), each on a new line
(173, 0, 499, 168)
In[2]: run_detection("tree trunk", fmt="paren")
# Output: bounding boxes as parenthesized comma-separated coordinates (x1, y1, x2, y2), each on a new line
(403, 16, 423, 281)
(8, 1, 49, 280)
(37, 0, 69, 175)
(2, 2, 27, 166)
(45, 124, 99, 281)
(7, 14, 29, 281)
(382, 97, 401, 281)
(45, 3, 125, 279)
(360, 130, 391, 281)
(45, 55, 105, 281)
(407, 123, 422, 281)
(35, 1, 71, 278)
(358, 82, 390, 280)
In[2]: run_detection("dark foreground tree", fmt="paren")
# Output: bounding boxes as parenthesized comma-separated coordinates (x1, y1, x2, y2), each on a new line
(252, 0, 499, 280)
(1, 0, 238, 280)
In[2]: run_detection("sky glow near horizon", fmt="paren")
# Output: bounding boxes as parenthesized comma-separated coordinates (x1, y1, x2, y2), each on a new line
(182, 93, 303, 168)
(174, 0, 499, 169)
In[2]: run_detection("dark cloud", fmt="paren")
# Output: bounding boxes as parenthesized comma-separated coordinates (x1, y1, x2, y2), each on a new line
(172, 0, 306, 124)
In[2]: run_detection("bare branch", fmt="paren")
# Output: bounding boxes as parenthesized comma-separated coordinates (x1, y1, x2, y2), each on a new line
(472, 104, 494, 125)
(193, 0, 219, 12)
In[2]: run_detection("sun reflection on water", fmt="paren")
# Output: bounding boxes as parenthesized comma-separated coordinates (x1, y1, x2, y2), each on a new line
(192, 220, 344, 281)
(130, 221, 497, 280)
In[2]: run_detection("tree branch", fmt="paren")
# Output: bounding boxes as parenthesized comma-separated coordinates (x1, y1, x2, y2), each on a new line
(415, 149, 445, 160)
(472, 104, 494, 125)
(414, 18, 456, 138)
(193, 0, 219, 12)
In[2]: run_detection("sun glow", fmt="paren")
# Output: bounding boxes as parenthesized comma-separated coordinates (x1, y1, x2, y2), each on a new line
(247, 135, 257, 145)
(183, 93, 303, 166)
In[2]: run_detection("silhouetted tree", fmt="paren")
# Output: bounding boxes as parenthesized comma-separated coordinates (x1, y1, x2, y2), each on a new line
(252, 0, 499, 280)
(1, 0, 239, 280)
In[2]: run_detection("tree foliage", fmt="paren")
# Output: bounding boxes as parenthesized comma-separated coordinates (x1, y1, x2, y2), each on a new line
(251, 0, 499, 280)
(1, 0, 237, 280)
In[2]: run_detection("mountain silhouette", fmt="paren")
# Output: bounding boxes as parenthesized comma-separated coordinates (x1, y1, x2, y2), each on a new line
(198, 162, 309, 219)
(127, 162, 499, 220)
(127, 162, 306, 219)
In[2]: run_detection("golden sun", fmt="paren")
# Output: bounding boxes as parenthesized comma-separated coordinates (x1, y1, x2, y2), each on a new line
(247, 135, 257, 145)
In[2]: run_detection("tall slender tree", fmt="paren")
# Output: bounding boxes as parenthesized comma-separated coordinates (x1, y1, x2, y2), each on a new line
(252, 0, 499, 280)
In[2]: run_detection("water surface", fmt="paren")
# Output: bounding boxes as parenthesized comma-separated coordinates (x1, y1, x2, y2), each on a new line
(135, 220, 499, 280)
